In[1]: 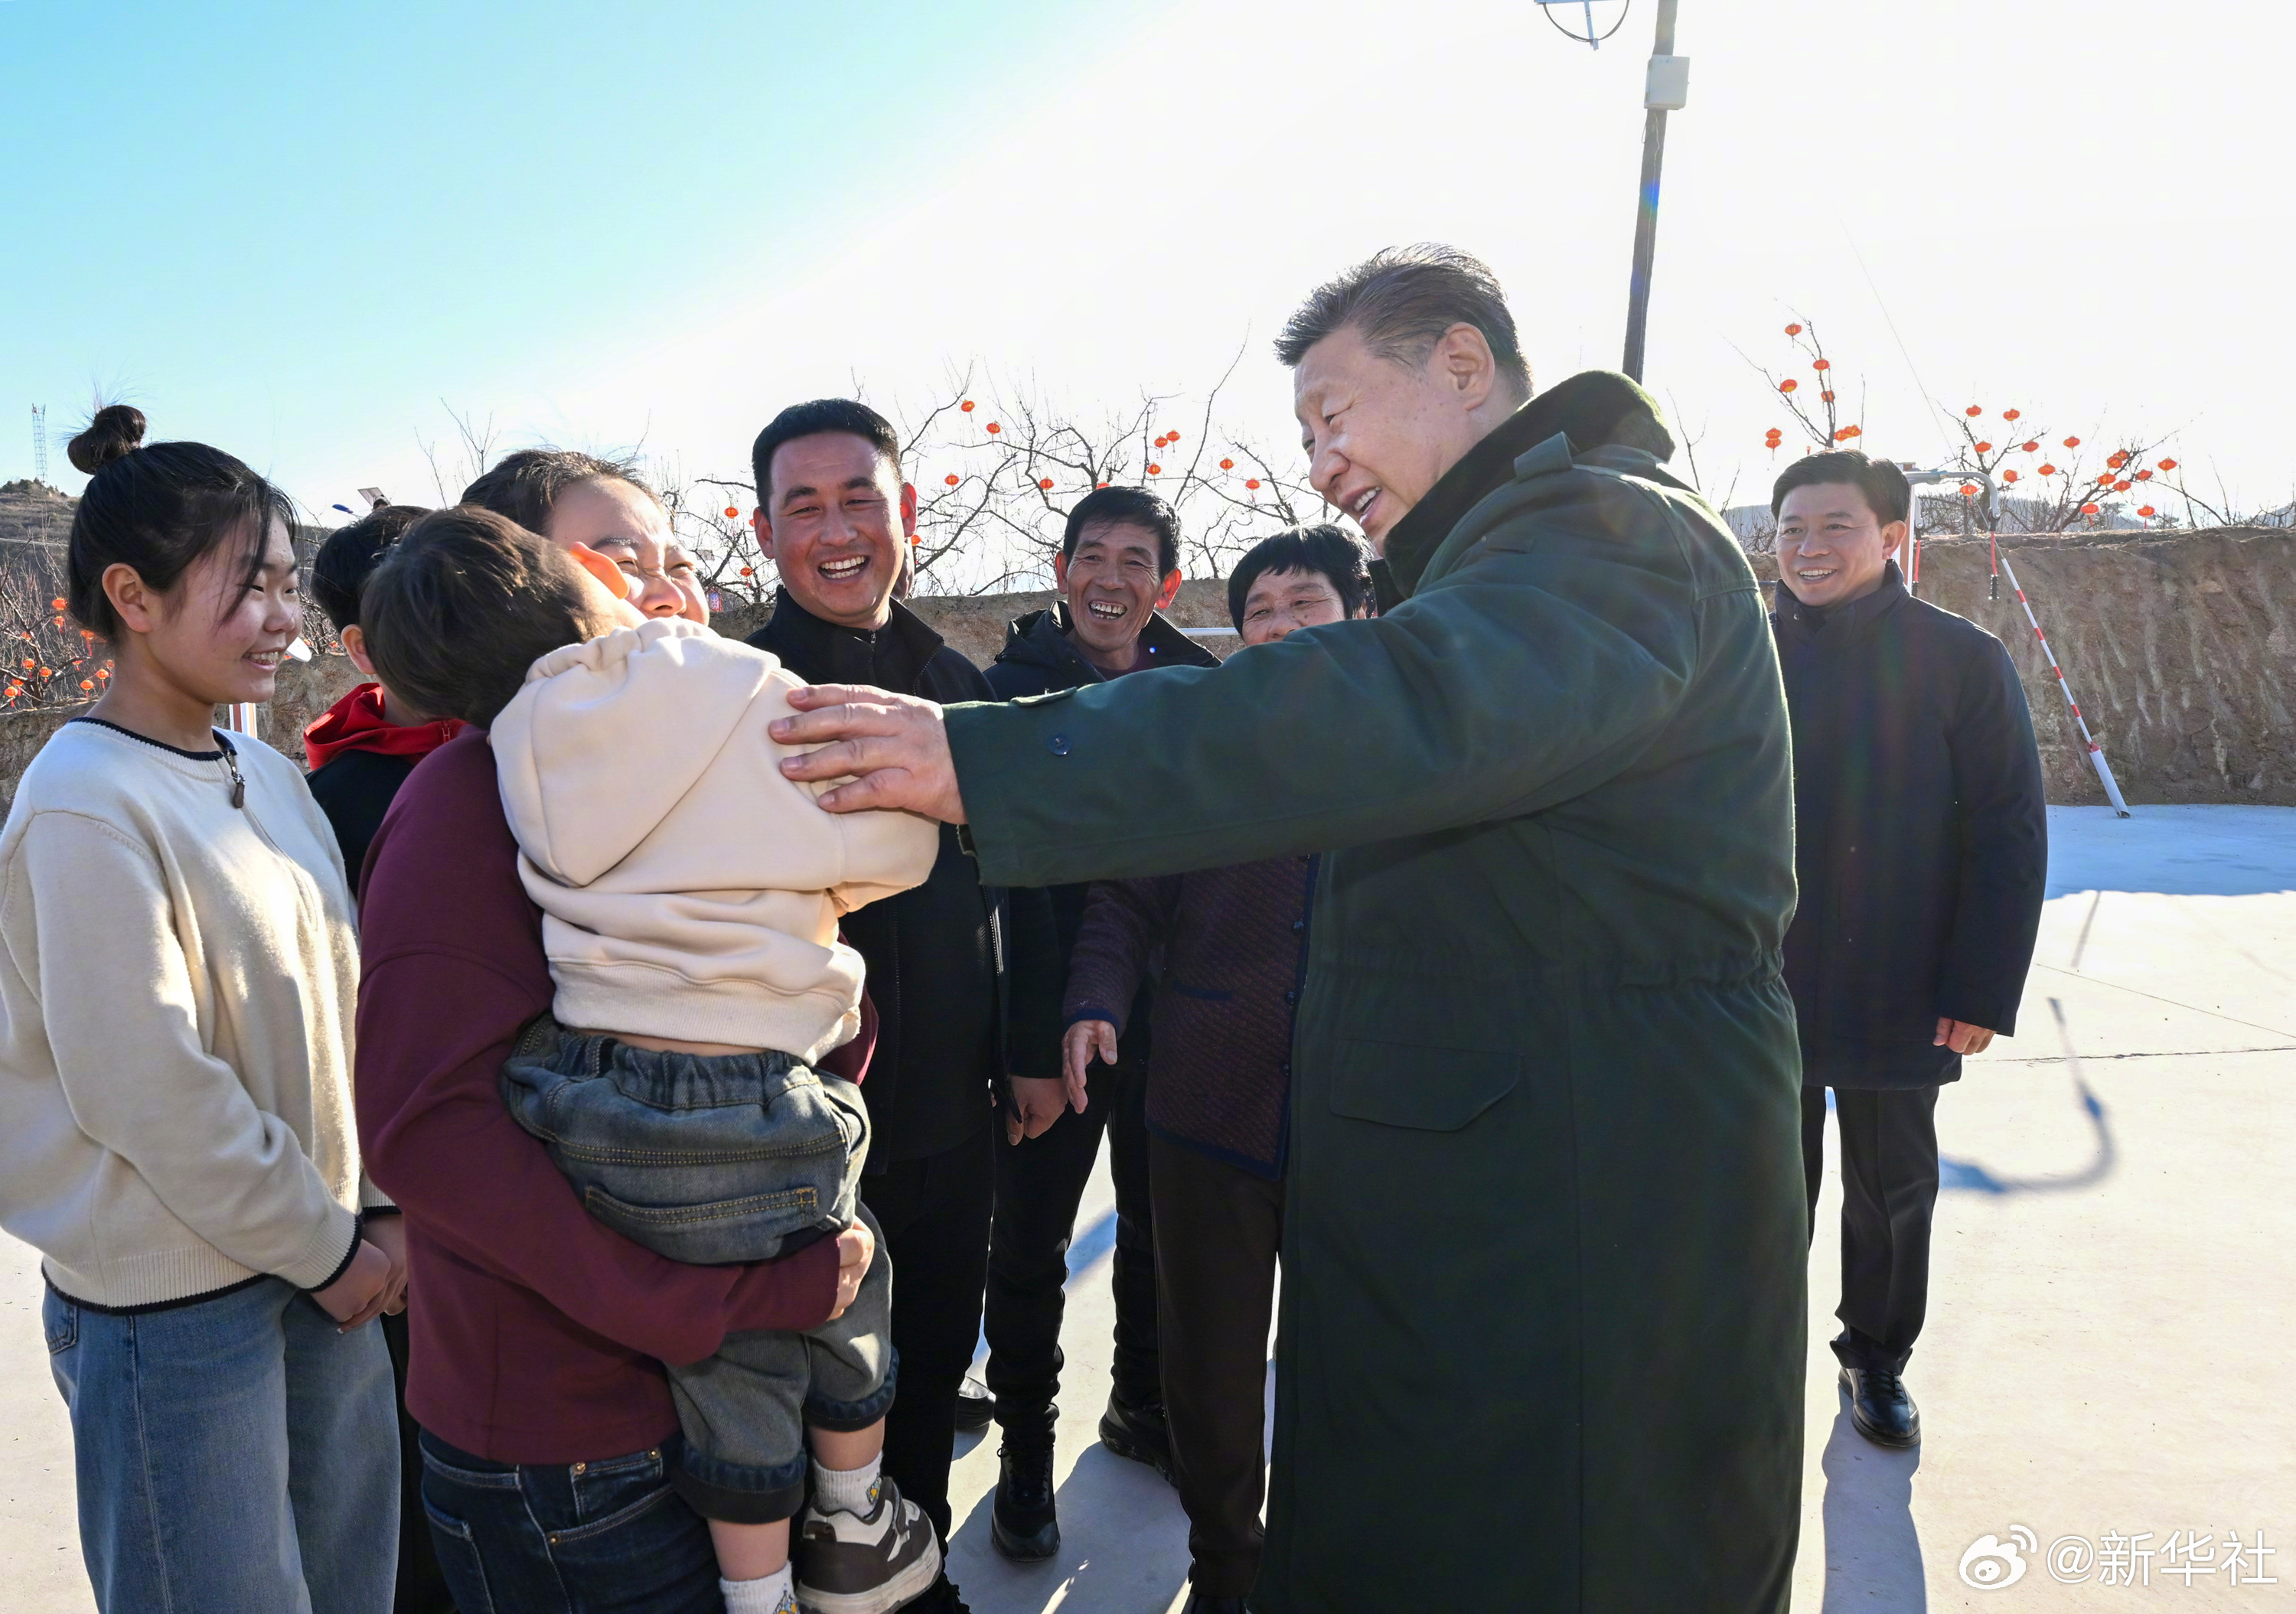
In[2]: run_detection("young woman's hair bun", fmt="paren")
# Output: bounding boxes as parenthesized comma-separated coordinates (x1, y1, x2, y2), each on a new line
(67, 405, 148, 475)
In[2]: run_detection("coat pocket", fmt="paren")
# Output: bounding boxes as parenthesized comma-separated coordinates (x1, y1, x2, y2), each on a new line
(1325, 1037, 1519, 1132)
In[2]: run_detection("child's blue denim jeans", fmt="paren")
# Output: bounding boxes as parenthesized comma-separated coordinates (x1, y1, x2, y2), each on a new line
(501, 1015, 895, 1522)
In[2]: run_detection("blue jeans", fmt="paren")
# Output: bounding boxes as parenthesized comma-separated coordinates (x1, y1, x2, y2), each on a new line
(502, 1018, 894, 1521)
(43, 1275, 399, 1614)
(417, 1431, 721, 1614)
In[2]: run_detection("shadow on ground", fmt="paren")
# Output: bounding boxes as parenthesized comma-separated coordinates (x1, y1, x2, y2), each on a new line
(1817, 1386, 1926, 1612)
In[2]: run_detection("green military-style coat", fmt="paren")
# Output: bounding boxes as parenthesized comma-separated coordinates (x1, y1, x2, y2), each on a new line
(945, 373, 1807, 1612)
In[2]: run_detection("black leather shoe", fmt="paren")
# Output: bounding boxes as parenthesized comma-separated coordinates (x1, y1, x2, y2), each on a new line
(1841, 1365, 1920, 1448)
(1097, 1391, 1176, 1485)
(1182, 1594, 1249, 1613)
(954, 1372, 995, 1434)
(990, 1440, 1060, 1560)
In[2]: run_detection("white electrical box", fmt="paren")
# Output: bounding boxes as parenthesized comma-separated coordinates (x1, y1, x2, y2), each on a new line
(1645, 54, 1691, 111)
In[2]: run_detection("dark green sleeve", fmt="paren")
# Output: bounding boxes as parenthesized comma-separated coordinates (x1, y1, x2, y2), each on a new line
(947, 510, 1702, 889)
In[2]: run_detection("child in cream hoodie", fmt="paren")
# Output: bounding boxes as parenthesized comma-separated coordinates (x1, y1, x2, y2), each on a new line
(371, 510, 944, 1614)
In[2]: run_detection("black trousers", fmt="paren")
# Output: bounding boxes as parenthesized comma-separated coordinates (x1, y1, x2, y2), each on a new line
(1803, 1084, 1942, 1374)
(1150, 1135, 1283, 1601)
(863, 1123, 994, 1541)
(984, 1054, 1159, 1444)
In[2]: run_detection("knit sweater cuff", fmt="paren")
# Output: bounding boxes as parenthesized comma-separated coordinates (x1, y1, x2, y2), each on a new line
(285, 1203, 364, 1293)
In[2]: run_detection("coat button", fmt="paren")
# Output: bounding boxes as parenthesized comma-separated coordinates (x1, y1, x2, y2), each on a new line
(1048, 734, 1071, 756)
(1291, 918, 1306, 934)
(1283, 988, 1298, 1005)
(1280, 1061, 1292, 1075)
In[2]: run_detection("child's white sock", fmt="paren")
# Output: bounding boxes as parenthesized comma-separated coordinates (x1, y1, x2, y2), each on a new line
(719, 1565, 795, 1614)
(810, 1451, 883, 1518)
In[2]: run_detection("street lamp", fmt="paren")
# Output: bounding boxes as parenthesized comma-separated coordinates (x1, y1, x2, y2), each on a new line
(1536, 1, 1691, 383)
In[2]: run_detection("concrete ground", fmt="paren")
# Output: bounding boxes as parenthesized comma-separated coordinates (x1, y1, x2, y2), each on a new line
(3, 805, 2291, 1612)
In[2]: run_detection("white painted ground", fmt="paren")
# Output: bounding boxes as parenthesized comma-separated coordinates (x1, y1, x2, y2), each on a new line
(4, 805, 2291, 1612)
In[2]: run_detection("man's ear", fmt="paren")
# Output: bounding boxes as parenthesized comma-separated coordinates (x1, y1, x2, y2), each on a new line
(1433, 321, 1498, 412)
(1881, 518, 1909, 559)
(751, 508, 778, 563)
(341, 623, 377, 677)
(1155, 569, 1184, 609)
(899, 481, 919, 540)
(1053, 550, 1071, 591)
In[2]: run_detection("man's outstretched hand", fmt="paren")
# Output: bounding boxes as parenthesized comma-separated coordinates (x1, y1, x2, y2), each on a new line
(772, 684, 968, 823)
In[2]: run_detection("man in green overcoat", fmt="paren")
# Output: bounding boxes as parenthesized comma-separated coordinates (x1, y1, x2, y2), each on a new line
(773, 246, 1808, 1612)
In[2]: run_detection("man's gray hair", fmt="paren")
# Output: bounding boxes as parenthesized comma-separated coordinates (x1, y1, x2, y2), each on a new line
(1274, 244, 1531, 402)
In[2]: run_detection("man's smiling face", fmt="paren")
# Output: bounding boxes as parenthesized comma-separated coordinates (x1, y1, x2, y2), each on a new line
(1293, 323, 1487, 552)
(1775, 482, 1903, 609)
(1055, 519, 1181, 670)
(754, 432, 915, 630)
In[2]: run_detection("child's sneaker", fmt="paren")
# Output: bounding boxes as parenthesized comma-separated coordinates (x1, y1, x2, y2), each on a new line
(793, 1472, 942, 1614)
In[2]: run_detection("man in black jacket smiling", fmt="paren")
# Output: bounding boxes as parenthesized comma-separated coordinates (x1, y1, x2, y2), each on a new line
(1772, 451, 2049, 1452)
(974, 487, 1218, 1560)
(744, 399, 1063, 1614)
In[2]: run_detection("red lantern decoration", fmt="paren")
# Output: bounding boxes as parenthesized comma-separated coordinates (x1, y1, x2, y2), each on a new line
(1779, 379, 1798, 393)
(1965, 406, 1983, 417)
(2002, 409, 2022, 421)
(2063, 436, 2081, 448)
(1812, 359, 1832, 371)
(944, 473, 960, 486)
(2038, 463, 2057, 476)
(1975, 442, 1993, 453)
(2158, 458, 2178, 471)
(1959, 484, 1979, 498)
(2135, 469, 2153, 481)
(2021, 442, 2039, 452)
(1039, 478, 1055, 491)
(1821, 390, 1836, 403)
(2080, 502, 2101, 515)
(2003, 469, 2020, 484)
(724, 506, 739, 518)
(2114, 479, 2132, 492)
(1785, 323, 1802, 335)
(960, 400, 975, 412)
(1219, 458, 1234, 470)
(739, 566, 754, 576)
(1244, 478, 1261, 490)
(2138, 505, 2157, 518)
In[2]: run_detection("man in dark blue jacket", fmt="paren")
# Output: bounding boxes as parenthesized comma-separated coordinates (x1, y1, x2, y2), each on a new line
(1772, 452, 2049, 1450)
(974, 486, 1218, 1560)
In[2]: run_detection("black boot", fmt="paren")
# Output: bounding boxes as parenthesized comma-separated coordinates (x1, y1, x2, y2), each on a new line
(990, 1439, 1060, 1560)
(1841, 1365, 1920, 1449)
(1182, 1594, 1250, 1613)
(1097, 1389, 1176, 1485)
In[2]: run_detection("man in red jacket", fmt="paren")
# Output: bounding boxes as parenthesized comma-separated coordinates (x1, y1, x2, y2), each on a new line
(357, 729, 870, 1612)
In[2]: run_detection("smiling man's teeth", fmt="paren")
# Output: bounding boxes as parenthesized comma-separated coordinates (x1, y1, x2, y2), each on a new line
(1353, 489, 1378, 518)
(820, 556, 868, 579)
(1087, 602, 1126, 618)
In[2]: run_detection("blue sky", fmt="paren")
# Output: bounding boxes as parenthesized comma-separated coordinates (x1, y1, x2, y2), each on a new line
(6, 0, 2292, 530)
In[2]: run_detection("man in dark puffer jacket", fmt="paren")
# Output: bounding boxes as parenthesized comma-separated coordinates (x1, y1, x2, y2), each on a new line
(1060, 525, 1371, 1614)
(974, 486, 1219, 1561)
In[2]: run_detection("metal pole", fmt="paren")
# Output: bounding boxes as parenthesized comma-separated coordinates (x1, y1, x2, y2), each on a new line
(1620, 0, 1681, 382)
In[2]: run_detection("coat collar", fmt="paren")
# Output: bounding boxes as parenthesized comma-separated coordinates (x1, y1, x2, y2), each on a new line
(1774, 559, 1911, 644)
(997, 605, 1221, 681)
(1376, 370, 1676, 601)
(764, 585, 947, 669)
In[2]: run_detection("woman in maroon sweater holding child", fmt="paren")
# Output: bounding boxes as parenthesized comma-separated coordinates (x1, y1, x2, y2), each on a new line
(354, 577, 870, 1613)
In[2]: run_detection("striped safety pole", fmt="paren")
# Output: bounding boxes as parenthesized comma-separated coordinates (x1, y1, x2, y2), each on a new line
(1995, 549, 2131, 817)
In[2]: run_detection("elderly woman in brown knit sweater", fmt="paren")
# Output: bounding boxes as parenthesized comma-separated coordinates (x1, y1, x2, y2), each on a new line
(1057, 526, 1371, 1614)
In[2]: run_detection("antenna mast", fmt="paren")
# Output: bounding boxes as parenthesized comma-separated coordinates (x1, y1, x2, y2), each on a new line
(31, 405, 48, 484)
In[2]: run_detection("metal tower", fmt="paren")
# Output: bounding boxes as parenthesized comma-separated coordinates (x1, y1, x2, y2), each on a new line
(31, 405, 47, 484)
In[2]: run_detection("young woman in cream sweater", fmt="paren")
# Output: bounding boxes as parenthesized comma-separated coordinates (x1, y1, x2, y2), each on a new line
(0, 407, 402, 1614)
